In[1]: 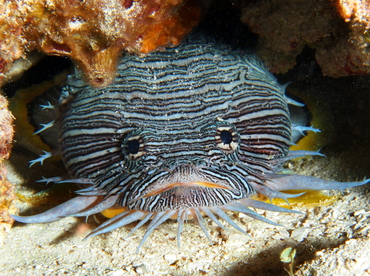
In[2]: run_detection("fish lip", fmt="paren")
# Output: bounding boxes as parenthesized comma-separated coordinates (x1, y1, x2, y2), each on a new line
(128, 180, 234, 205)
(144, 181, 232, 198)
(126, 165, 242, 209)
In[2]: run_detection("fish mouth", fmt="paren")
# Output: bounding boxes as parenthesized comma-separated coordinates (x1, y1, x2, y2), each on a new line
(127, 166, 245, 211)
(137, 181, 232, 200)
(128, 165, 238, 205)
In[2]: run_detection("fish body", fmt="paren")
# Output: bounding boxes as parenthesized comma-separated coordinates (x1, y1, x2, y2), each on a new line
(13, 36, 369, 250)
(59, 38, 290, 212)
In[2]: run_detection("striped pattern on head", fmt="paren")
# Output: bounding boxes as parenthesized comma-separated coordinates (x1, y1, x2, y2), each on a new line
(58, 36, 291, 214)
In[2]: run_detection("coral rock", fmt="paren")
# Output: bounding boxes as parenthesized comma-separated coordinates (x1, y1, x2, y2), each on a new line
(318, 0, 370, 77)
(0, 94, 13, 160)
(0, 0, 202, 87)
(0, 94, 15, 239)
(241, 0, 370, 77)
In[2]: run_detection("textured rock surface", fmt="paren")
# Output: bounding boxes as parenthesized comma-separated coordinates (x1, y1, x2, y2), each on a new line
(0, 0, 202, 87)
(241, 0, 370, 77)
(0, 94, 15, 243)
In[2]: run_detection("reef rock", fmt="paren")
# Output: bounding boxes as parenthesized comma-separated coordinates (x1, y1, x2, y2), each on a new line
(0, 0, 202, 87)
(241, 0, 370, 77)
(0, 94, 15, 242)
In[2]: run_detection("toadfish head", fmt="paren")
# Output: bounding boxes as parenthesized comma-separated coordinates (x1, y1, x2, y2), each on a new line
(12, 35, 369, 251)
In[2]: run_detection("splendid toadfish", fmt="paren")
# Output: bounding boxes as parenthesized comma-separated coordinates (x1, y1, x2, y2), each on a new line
(12, 35, 369, 250)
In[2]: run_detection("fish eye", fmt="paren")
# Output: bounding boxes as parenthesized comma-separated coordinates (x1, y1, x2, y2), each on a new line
(123, 135, 144, 159)
(127, 139, 140, 154)
(216, 126, 239, 152)
(220, 130, 233, 144)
